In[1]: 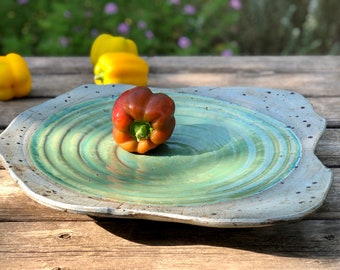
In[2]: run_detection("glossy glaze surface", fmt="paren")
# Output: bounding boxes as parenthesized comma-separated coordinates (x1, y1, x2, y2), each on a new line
(29, 94, 301, 205)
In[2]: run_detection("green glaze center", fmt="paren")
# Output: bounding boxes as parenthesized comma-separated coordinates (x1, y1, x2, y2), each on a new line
(28, 94, 301, 206)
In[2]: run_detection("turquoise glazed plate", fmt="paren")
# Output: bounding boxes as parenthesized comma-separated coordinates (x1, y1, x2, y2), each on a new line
(0, 85, 333, 227)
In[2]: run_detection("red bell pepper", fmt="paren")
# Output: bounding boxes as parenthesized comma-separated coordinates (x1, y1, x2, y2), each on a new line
(112, 86, 176, 154)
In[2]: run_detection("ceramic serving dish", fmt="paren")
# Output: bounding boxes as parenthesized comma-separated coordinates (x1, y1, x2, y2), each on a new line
(0, 85, 333, 227)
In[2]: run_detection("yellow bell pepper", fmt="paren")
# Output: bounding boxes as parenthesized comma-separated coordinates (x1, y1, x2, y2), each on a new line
(0, 53, 32, 101)
(94, 52, 149, 86)
(90, 34, 138, 65)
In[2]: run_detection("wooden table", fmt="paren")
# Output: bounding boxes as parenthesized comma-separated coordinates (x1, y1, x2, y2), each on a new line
(0, 56, 339, 269)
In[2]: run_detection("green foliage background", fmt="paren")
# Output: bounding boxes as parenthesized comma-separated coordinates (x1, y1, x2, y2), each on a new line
(0, 0, 339, 56)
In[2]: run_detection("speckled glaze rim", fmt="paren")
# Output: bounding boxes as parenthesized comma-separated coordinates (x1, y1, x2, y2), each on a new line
(0, 85, 333, 228)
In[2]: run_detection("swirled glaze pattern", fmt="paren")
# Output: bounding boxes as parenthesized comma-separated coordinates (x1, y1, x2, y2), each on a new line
(29, 93, 301, 206)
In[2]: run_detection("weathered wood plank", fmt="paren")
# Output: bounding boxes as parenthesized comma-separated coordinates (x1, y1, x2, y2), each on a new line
(316, 129, 340, 167)
(0, 219, 339, 270)
(23, 56, 340, 97)
(26, 56, 340, 74)
(0, 168, 338, 222)
(149, 73, 340, 97)
(30, 74, 93, 97)
(147, 56, 340, 74)
(309, 97, 340, 127)
(24, 72, 340, 98)
(1, 56, 336, 270)
(25, 56, 91, 75)
(0, 169, 91, 222)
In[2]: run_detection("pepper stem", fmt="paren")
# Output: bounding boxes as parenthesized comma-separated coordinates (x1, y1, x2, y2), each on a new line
(130, 121, 153, 142)
(94, 72, 104, 83)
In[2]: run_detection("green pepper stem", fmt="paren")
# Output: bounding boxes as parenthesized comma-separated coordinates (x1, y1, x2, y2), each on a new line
(94, 72, 104, 83)
(130, 121, 153, 142)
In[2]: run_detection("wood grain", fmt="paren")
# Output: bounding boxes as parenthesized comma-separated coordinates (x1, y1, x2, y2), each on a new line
(25, 56, 340, 72)
(0, 56, 339, 269)
(0, 219, 339, 270)
(24, 56, 340, 97)
(316, 129, 340, 167)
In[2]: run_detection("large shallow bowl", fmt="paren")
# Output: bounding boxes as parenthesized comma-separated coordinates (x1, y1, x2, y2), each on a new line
(0, 85, 333, 227)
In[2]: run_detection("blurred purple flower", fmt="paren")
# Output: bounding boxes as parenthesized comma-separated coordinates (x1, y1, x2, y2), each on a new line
(230, 0, 242, 10)
(221, 49, 233, 57)
(117, 22, 130, 34)
(138, 20, 147, 29)
(59, 37, 69, 47)
(177, 36, 191, 49)
(183, 4, 196, 15)
(169, 0, 180, 5)
(145, 30, 154, 39)
(104, 2, 118, 15)
(64, 10, 71, 18)
(90, 29, 99, 37)
(17, 0, 29, 4)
